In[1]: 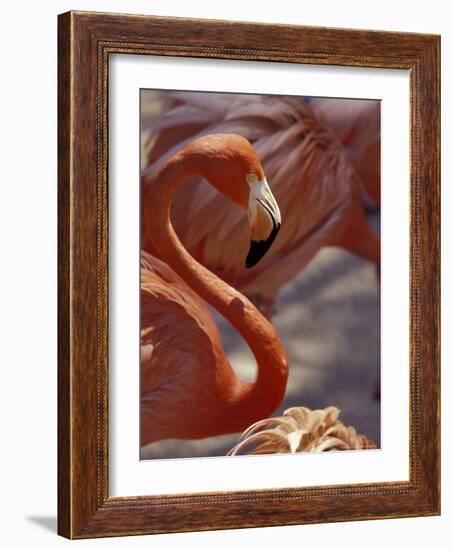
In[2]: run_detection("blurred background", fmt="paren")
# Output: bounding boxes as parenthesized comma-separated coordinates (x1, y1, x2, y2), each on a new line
(140, 90, 380, 459)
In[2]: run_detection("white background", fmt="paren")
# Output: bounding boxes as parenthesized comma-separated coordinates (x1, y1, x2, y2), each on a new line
(0, 0, 449, 548)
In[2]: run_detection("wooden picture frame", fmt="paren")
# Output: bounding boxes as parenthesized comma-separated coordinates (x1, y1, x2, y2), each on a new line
(58, 10, 440, 539)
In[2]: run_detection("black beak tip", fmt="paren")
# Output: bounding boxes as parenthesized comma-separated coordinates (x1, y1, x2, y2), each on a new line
(245, 223, 280, 269)
(245, 255, 258, 269)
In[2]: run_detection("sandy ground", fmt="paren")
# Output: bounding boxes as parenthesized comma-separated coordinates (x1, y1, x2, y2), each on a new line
(141, 214, 381, 459)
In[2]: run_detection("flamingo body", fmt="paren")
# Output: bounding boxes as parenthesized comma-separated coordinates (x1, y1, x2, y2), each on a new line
(309, 98, 381, 208)
(141, 251, 240, 444)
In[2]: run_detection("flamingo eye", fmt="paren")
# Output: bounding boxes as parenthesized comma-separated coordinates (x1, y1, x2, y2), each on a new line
(246, 173, 258, 185)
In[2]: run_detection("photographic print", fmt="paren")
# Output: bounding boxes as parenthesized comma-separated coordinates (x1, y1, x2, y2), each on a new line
(139, 90, 381, 460)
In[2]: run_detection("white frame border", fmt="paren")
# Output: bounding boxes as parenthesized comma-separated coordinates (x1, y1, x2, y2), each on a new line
(109, 54, 410, 497)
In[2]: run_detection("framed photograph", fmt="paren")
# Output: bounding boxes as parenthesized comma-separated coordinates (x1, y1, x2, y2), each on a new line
(58, 11, 440, 538)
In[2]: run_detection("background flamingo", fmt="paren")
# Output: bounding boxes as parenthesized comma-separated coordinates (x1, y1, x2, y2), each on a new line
(309, 97, 380, 209)
(141, 91, 380, 315)
(141, 134, 289, 448)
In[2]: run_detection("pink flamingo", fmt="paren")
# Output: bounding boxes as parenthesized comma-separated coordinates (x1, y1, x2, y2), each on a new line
(309, 97, 380, 209)
(141, 134, 288, 446)
(141, 92, 380, 316)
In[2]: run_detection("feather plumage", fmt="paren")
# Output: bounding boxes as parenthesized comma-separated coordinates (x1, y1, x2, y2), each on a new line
(227, 406, 376, 455)
(142, 92, 379, 314)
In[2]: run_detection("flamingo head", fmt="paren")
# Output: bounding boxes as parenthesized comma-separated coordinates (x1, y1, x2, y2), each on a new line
(244, 172, 281, 268)
(185, 133, 281, 268)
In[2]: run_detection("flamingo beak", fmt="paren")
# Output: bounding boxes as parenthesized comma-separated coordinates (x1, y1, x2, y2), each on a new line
(245, 179, 281, 269)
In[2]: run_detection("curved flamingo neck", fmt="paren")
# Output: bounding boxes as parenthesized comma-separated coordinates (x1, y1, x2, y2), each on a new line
(144, 151, 289, 431)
